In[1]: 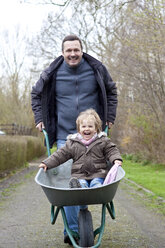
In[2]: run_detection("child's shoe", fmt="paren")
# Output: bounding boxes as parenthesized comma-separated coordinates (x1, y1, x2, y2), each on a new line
(69, 177, 81, 188)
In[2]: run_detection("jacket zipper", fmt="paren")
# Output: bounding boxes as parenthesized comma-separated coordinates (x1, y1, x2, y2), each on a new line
(76, 78, 79, 112)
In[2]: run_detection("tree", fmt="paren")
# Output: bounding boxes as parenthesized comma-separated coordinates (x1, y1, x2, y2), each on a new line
(27, 0, 165, 162)
(0, 28, 33, 126)
(110, 0, 165, 162)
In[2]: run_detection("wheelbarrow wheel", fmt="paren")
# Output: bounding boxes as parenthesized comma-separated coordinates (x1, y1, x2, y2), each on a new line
(78, 209, 94, 247)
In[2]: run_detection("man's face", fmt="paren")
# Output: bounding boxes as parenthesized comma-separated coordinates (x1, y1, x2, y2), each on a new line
(62, 40, 83, 67)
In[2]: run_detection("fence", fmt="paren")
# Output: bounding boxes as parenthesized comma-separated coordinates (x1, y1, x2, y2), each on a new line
(0, 123, 33, 136)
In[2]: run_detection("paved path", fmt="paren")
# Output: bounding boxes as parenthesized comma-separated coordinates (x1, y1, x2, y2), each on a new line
(0, 161, 165, 248)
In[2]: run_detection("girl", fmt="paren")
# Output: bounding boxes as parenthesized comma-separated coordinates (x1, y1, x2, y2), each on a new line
(39, 108, 122, 189)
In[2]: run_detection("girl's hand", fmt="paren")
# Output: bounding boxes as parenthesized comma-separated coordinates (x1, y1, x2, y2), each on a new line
(39, 163, 48, 172)
(114, 160, 122, 166)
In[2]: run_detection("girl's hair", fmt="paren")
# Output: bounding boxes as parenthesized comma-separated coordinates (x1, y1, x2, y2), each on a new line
(76, 109, 102, 133)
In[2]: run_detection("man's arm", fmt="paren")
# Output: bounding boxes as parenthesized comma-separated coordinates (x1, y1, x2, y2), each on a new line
(31, 77, 44, 127)
(103, 65, 118, 125)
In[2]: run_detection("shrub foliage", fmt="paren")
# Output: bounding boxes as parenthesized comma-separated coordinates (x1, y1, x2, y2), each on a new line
(0, 136, 46, 172)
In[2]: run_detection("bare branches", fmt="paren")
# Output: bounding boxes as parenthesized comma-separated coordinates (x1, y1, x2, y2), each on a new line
(21, 0, 71, 7)
(18, 0, 165, 161)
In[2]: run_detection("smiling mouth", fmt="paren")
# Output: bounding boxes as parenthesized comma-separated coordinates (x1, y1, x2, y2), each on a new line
(69, 56, 79, 61)
(83, 132, 91, 135)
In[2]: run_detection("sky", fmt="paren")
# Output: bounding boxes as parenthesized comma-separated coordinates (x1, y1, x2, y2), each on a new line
(0, 0, 61, 76)
(0, 0, 61, 35)
(0, 0, 72, 76)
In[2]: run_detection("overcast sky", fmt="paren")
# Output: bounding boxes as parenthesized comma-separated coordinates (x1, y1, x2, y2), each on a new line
(0, 0, 60, 34)
(0, 0, 57, 76)
(0, 0, 72, 76)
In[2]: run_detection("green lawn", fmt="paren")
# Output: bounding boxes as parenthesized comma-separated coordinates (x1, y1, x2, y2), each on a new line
(123, 158, 165, 199)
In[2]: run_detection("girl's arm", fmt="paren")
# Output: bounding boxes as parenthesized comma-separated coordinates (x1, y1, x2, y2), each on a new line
(39, 140, 73, 170)
(114, 160, 122, 166)
(39, 163, 48, 172)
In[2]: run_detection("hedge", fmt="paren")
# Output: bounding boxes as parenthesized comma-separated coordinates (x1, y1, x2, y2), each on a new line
(0, 135, 46, 172)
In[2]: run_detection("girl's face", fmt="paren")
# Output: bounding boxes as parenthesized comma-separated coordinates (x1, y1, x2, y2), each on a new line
(79, 118, 97, 141)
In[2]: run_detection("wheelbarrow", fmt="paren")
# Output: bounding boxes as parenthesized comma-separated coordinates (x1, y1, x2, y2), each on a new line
(35, 129, 125, 248)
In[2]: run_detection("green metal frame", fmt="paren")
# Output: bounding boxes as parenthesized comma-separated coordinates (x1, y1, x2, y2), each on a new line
(50, 201, 115, 248)
(42, 129, 57, 175)
(42, 129, 51, 156)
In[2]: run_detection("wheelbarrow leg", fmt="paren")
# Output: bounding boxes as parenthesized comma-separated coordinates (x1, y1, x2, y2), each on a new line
(51, 205, 80, 247)
(93, 201, 115, 247)
(106, 201, 115, 219)
(93, 204, 106, 248)
(51, 205, 60, 224)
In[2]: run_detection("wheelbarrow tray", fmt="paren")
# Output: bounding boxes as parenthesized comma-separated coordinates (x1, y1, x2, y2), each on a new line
(35, 162, 125, 207)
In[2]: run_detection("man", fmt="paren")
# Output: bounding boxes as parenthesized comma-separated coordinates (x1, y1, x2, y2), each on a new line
(31, 34, 118, 244)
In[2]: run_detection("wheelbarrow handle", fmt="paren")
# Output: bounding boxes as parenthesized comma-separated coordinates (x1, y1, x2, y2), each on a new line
(42, 128, 51, 157)
(104, 125, 108, 135)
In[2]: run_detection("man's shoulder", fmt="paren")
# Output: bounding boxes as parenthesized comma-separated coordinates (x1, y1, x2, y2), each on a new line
(49, 55, 64, 68)
(41, 56, 64, 80)
(83, 53, 103, 68)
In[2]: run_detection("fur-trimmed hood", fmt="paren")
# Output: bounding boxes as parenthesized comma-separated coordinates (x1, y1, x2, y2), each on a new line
(67, 131, 107, 140)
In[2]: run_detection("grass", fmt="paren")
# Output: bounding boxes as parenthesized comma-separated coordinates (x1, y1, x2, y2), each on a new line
(122, 155, 165, 215)
(122, 155, 165, 199)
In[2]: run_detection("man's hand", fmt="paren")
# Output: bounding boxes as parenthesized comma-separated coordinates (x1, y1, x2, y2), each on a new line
(106, 122, 113, 129)
(39, 163, 48, 172)
(36, 122, 45, 132)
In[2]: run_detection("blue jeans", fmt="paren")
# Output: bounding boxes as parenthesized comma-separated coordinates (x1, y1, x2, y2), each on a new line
(57, 140, 80, 235)
(79, 178, 104, 188)
(79, 178, 104, 210)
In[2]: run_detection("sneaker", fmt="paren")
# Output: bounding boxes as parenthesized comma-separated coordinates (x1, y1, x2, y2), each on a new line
(64, 234, 72, 245)
(64, 234, 79, 245)
(69, 177, 81, 188)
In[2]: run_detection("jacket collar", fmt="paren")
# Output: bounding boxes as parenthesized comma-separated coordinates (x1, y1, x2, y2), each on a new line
(83, 53, 102, 69)
(67, 132, 107, 154)
(41, 55, 64, 82)
(41, 52, 102, 82)
(67, 131, 107, 141)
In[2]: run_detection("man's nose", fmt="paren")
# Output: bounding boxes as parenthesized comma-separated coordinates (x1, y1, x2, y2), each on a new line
(71, 51, 76, 56)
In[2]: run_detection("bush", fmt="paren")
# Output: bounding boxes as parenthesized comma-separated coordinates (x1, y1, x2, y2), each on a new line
(120, 113, 165, 164)
(26, 136, 46, 161)
(0, 135, 46, 172)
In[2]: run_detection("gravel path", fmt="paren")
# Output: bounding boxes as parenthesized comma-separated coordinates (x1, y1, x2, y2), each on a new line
(0, 158, 165, 248)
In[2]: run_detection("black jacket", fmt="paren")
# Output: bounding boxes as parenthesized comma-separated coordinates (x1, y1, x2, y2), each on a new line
(31, 53, 118, 147)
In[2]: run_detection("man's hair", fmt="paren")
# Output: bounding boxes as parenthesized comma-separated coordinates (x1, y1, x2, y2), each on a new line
(62, 34, 83, 51)
(76, 109, 102, 133)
